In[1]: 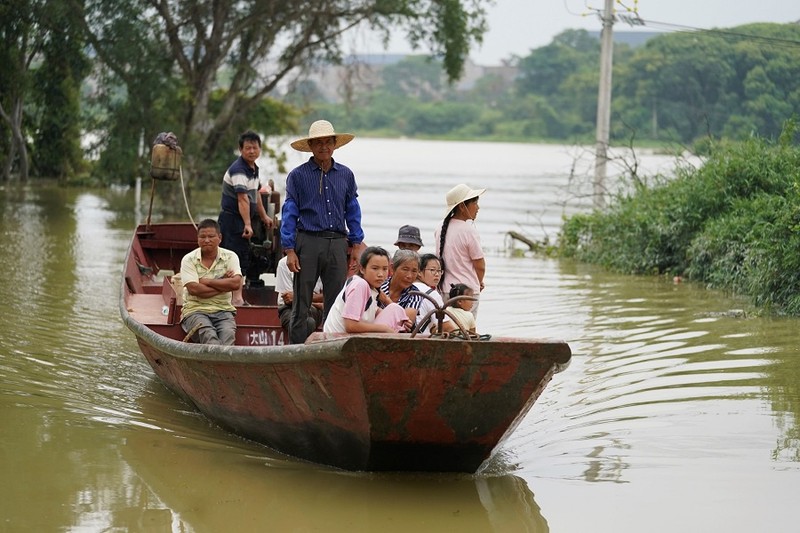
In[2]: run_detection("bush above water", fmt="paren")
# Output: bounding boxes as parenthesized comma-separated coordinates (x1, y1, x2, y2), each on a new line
(558, 121, 800, 314)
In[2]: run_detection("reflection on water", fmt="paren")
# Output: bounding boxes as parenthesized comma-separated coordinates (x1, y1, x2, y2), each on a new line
(1, 140, 800, 531)
(116, 381, 548, 532)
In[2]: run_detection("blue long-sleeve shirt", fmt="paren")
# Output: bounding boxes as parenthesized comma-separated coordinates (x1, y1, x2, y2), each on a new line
(280, 157, 364, 250)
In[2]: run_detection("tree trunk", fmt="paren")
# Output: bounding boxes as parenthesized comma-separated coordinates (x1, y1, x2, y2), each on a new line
(1, 142, 14, 181)
(0, 99, 29, 181)
(11, 99, 29, 182)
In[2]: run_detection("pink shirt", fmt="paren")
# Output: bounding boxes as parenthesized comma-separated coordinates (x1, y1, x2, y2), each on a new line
(323, 276, 378, 333)
(435, 219, 483, 293)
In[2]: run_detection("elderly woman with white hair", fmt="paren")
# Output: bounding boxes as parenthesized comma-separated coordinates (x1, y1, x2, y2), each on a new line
(377, 249, 423, 328)
(434, 183, 486, 318)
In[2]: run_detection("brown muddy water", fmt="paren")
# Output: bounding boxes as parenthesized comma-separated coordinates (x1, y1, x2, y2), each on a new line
(1, 139, 798, 532)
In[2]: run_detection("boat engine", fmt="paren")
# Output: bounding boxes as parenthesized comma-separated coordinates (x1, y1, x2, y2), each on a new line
(243, 189, 283, 305)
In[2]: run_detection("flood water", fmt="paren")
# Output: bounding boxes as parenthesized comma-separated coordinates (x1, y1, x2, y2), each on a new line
(1, 138, 799, 532)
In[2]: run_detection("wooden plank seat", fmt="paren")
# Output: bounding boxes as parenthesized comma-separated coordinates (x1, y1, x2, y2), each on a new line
(126, 294, 169, 325)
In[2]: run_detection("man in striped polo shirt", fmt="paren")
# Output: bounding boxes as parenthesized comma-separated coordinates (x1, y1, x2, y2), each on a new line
(218, 130, 274, 305)
(281, 120, 367, 343)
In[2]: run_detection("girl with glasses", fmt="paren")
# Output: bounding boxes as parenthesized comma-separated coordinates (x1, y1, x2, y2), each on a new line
(412, 254, 455, 335)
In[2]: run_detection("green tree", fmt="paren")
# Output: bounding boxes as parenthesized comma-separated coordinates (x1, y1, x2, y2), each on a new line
(290, 22, 800, 145)
(513, 29, 600, 139)
(496, 93, 561, 139)
(404, 100, 479, 135)
(623, 33, 738, 141)
(76, 0, 490, 184)
(31, 1, 89, 182)
(617, 23, 800, 143)
(515, 29, 599, 97)
(0, 0, 44, 181)
(465, 72, 512, 107)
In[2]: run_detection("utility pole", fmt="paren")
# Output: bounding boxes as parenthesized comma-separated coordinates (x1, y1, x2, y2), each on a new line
(593, 0, 615, 209)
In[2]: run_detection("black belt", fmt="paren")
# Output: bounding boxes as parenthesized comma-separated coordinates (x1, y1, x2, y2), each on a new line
(299, 229, 346, 239)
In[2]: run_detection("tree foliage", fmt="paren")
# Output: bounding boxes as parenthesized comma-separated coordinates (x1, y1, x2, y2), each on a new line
(515, 29, 599, 97)
(308, 24, 800, 146)
(0, 0, 43, 181)
(3, 10, 798, 183)
(0, 0, 89, 182)
(74, 0, 489, 185)
(31, 1, 89, 182)
(0, 0, 488, 183)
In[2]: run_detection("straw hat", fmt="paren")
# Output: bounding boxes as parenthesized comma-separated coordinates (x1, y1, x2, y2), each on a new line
(445, 184, 486, 216)
(290, 120, 355, 152)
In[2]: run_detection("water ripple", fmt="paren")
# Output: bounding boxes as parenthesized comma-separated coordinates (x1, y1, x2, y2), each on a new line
(480, 260, 783, 482)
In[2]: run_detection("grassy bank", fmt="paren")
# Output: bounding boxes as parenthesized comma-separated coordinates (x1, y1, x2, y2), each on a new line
(558, 122, 800, 315)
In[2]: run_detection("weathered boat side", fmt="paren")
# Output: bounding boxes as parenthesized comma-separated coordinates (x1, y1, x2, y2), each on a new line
(127, 325, 372, 469)
(345, 335, 569, 471)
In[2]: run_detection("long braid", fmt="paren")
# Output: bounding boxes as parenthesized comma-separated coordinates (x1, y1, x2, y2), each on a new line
(437, 211, 454, 291)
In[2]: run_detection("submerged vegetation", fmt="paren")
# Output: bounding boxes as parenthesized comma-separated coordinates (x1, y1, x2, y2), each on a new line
(558, 121, 800, 315)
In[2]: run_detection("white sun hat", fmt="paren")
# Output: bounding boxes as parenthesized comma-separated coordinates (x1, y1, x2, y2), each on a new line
(445, 184, 486, 216)
(290, 120, 355, 152)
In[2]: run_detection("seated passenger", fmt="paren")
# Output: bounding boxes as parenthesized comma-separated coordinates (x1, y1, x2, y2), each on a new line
(413, 253, 455, 334)
(394, 224, 424, 252)
(324, 246, 410, 334)
(446, 283, 478, 336)
(275, 255, 323, 333)
(378, 249, 422, 327)
(179, 219, 243, 345)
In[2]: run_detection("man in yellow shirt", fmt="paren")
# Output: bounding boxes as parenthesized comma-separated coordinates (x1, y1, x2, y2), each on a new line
(179, 219, 242, 345)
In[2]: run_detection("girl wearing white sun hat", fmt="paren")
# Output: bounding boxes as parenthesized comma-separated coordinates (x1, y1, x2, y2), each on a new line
(434, 183, 486, 319)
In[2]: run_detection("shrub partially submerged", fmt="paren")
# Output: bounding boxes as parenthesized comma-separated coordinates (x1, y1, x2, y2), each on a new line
(559, 121, 800, 314)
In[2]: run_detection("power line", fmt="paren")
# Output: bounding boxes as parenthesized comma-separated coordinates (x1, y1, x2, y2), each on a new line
(625, 17, 800, 51)
(569, 1, 800, 51)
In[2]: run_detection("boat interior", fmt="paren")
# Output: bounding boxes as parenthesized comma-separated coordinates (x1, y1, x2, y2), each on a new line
(123, 214, 288, 346)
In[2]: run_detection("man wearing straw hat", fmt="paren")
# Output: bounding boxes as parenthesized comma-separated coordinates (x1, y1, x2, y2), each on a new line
(281, 120, 366, 343)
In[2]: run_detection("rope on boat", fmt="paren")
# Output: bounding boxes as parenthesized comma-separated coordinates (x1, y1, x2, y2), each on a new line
(146, 132, 196, 230)
(179, 165, 196, 230)
(182, 323, 202, 343)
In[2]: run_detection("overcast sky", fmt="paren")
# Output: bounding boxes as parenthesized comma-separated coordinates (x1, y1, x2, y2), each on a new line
(348, 0, 799, 65)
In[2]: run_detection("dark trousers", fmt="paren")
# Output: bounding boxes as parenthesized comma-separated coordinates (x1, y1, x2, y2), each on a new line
(218, 210, 250, 272)
(289, 232, 348, 343)
(279, 304, 322, 334)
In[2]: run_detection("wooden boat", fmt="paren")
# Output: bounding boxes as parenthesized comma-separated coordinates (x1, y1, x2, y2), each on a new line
(120, 221, 571, 472)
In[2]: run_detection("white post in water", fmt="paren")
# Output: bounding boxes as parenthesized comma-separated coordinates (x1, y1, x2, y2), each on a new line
(594, 0, 615, 209)
(135, 177, 142, 224)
